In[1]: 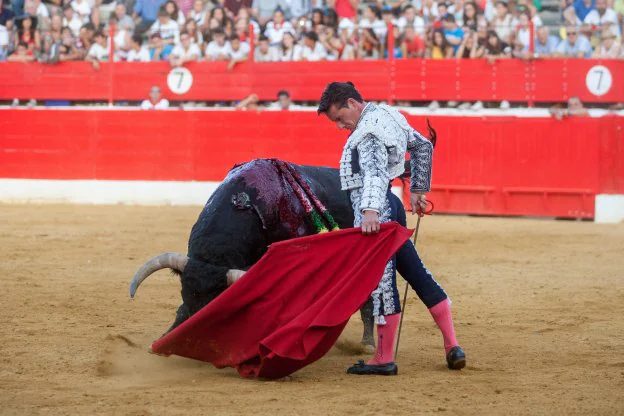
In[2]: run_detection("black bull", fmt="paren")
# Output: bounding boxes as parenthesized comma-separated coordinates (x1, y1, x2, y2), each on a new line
(130, 159, 405, 350)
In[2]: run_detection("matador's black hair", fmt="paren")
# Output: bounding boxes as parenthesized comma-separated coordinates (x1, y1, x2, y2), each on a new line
(317, 81, 364, 115)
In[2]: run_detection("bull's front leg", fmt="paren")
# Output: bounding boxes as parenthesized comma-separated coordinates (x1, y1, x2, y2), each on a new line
(165, 303, 190, 335)
(360, 297, 375, 353)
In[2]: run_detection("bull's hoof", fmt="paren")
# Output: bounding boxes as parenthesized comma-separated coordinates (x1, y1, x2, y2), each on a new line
(362, 343, 376, 354)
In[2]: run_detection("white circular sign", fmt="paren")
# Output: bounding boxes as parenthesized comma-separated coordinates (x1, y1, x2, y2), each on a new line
(167, 67, 193, 95)
(585, 65, 612, 97)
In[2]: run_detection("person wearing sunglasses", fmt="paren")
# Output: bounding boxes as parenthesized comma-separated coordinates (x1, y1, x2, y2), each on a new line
(555, 25, 592, 57)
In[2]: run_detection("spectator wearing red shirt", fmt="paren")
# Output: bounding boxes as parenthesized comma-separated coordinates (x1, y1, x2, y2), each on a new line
(175, 0, 194, 17)
(329, 0, 359, 19)
(401, 26, 426, 58)
(8, 41, 35, 61)
(224, 0, 253, 17)
(15, 15, 40, 54)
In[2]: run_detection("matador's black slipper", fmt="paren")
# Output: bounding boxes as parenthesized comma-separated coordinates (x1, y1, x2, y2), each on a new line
(346, 360, 398, 376)
(446, 346, 466, 370)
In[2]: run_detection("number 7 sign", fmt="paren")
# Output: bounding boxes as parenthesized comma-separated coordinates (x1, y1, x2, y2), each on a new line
(167, 67, 194, 95)
(585, 65, 612, 97)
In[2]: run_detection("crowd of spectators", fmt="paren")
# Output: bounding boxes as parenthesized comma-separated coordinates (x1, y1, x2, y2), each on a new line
(0, 0, 622, 64)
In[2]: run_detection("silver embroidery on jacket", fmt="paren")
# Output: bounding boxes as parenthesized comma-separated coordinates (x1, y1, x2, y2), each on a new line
(339, 103, 433, 195)
(341, 103, 434, 322)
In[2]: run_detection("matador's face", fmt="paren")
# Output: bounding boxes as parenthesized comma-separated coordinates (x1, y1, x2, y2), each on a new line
(325, 99, 363, 132)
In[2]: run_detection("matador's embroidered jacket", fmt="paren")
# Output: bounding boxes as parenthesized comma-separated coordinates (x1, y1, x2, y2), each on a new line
(339, 103, 434, 321)
(339, 102, 434, 214)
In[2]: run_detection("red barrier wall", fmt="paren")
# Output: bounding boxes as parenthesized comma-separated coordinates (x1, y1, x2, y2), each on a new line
(1, 59, 623, 103)
(1, 110, 622, 218)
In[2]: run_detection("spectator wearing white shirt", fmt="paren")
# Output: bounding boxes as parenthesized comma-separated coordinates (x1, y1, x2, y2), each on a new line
(226, 34, 249, 69)
(532, 26, 559, 57)
(170, 31, 201, 66)
(183, 19, 204, 47)
(300, 30, 327, 61)
(514, 11, 532, 50)
(164, 0, 186, 27)
(461, 1, 479, 28)
(62, 5, 82, 37)
(555, 25, 593, 57)
(188, 0, 207, 26)
(278, 30, 302, 60)
(233, 16, 252, 41)
(114, 3, 135, 32)
(251, 0, 289, 26)
(264, 8, 295, 46)
(526, 3, 544, 28)
(482, 0, 497, 22)
(26, 0, 49, 30)
(592, 30, 621, 56)
(0, 22, 8, 61)
(71, 0, 92, 23)
(254, 34, 278, 61)
(108, 15, 131, 60)
(204, 28, 229, 60)
(287, 0, 312, 22)
(269, 90, 304, 110)
(126, 33, 151, 61)
(235, 7, 261, 35)
(397, 4, 427, 37)
(149, 6, 180, 45)
(422, 0, 439, 23)
(583, 0, 621, 38)
(85, 30, 109, 70)
(492, 0, 516, 43)
(141, 86, 170, 109)
(359, 5, 387, 40)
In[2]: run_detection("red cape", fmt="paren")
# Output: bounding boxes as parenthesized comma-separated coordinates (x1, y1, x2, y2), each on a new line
(151, 222, 412, 379)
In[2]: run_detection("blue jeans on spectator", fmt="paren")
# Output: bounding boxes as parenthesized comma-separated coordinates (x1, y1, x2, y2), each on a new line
(11, 0, 24, 16)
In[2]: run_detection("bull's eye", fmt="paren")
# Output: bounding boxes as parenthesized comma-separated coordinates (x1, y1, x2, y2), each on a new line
(231, 192, 252, 210)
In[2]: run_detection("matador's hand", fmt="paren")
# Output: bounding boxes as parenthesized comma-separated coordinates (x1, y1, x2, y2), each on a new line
(410, 192, 428, 216)
(361, 210, 380, 235)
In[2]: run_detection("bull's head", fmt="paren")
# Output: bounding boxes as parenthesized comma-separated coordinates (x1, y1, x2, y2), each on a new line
(129, 253, 247, 299)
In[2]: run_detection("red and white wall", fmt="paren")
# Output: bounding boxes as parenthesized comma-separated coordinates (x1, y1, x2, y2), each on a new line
(1, 109, 622, 222)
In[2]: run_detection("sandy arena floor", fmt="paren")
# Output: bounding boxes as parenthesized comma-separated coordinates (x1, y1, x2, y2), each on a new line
(1, 204, 622, 415)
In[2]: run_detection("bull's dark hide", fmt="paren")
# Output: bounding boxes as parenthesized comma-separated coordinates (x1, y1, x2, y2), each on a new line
(180, 159, 354, 317)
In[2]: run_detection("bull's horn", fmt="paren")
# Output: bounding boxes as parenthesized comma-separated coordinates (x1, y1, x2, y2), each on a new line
(129, 252, 188, 299)
(226, 269, 247, 285)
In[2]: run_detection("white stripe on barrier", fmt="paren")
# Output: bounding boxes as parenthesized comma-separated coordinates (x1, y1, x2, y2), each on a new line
(0, 179, 221, 205)
(3, 179, 622, 224)
(595, 194, 624, 224)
